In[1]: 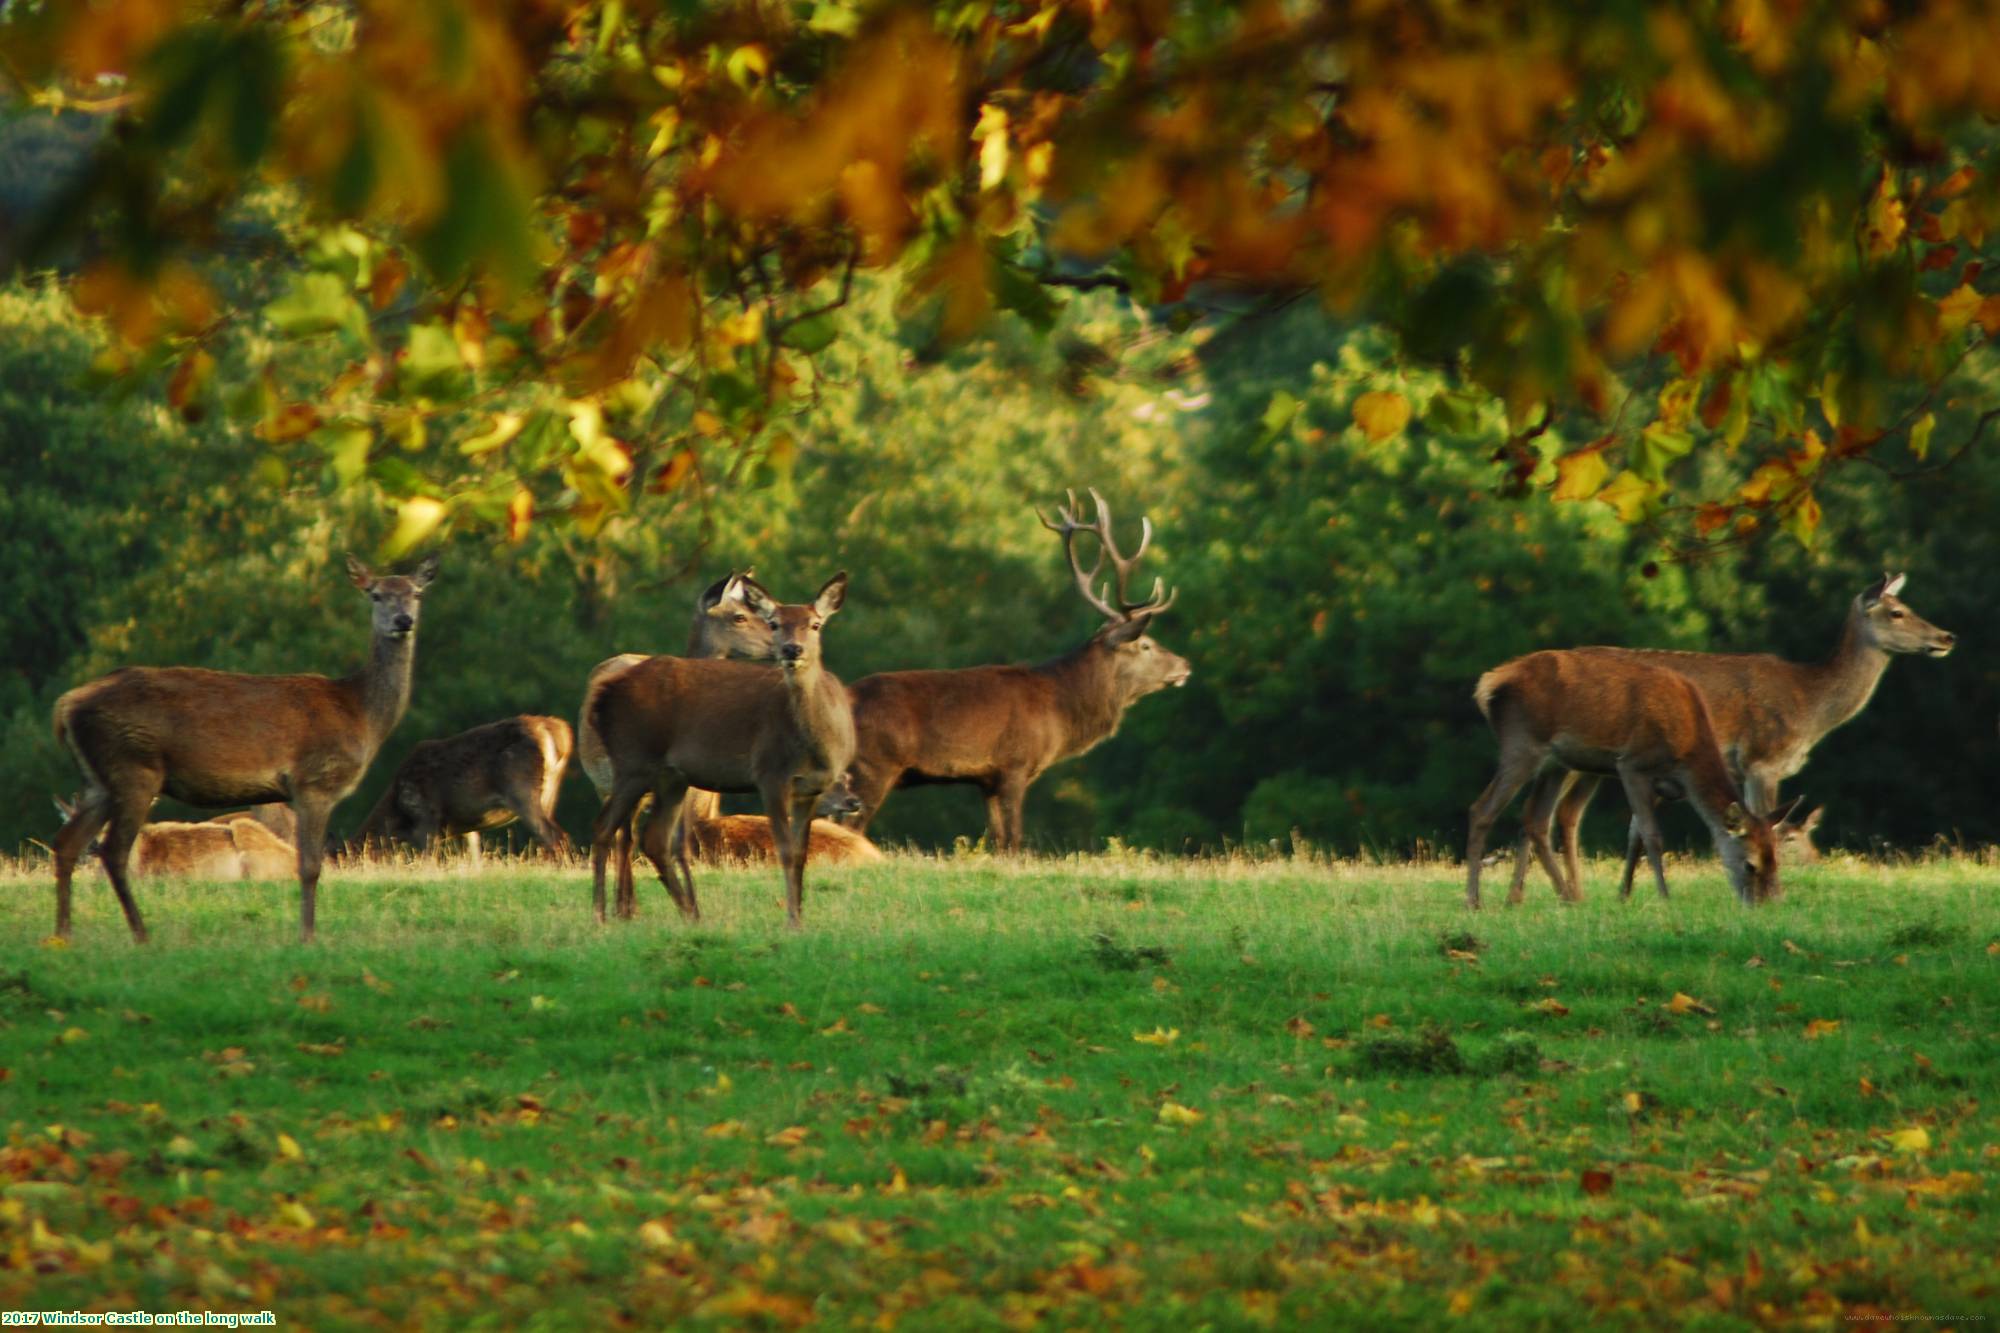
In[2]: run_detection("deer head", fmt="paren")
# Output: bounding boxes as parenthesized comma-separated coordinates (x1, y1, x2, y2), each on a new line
(741, 573, 847, 673)
(814, 770, 864, 819)
(1041, 488, 1192, 702)
(1722, 801, 1782, 901)
(1774, 802, 1824, 863)
(348, 553, 440, 639)
(694, 569, 779, 660)
(1857, 573, 1955, 657)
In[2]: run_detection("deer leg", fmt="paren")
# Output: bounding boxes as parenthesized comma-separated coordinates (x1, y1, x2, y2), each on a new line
(762, 779, 816, 930)
(1614, 767, 1671, 901)
(591, 778, 650, 925)
(649, 780, 698, 922)
(96, 786, 156, 945)
(291, 799, 334, 945)
(1509, 769, 1566, 905)
(464, 830, 482, 869)
(622, 794, 664, 918)
(1465, 742, 1544, 910)
(844, 761, 901, 833)
(52, 792, 111, 940)
(997, 775, 1031, 854)
(1554, 773, 1599, 901)
(500, 787, 568, 859)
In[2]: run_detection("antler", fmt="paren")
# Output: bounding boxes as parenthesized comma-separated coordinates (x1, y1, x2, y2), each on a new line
(1038, 487, 1178, 622)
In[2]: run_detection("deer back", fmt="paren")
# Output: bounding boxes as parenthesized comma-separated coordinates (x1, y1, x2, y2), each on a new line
(689, 814, 884, 865)
(596, 657, 824, 793)
(227, 818, 300, 879)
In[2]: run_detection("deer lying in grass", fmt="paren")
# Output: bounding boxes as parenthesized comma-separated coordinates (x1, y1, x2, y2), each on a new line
(1506, 573, 1952, 901)
(1774, 805, 1825, 864)
(54, 795, 298, 880)
(1466, 649, 1779, 909)
(50, 554, 438, 943)
(577, 571, 776, 914)
(843, 490, 1189, 851)
(685, 772, 884, 866)
(349, 715, 573, 858)
(207, 804, 298, 843)
(590, 573, 854, 928)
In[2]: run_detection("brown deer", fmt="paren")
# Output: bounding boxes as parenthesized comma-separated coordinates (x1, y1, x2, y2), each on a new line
(50, 554, 439, 943)
(349, 715, 573, 858)
(686, 773, 884, 866)
(842, 490, 1189, 851)
(1774, 804, 1825, 864)
(576, 571, 777, 916)
(1506, 573, 1953, 900)
(589, 573, 854, 928)
(206, 804, 298, 843)
(53, 796, 298, 880)
(1466, 649, 1779, 909)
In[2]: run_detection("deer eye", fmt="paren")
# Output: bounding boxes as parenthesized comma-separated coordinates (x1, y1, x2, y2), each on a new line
(811, 621, 823, 631)
(1889, 609, 1906, 619)
(732, 613, 748, 624)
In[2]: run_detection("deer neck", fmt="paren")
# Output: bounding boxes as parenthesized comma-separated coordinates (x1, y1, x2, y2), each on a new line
(781, 658, 847, 759)
(1039, 642, 1128, 753)
(356, 630, 418, 756)
(1800, 602, 1890, 741)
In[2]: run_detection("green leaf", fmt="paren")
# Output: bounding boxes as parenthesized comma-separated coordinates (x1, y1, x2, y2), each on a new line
(808, 2, 862, 36)
(265, 272, 368, 342)
(1631, 422, 1693, 482)
(994, 262, 1062, 334)
(402, 321, 468, 398)
(780, 314, 840, 354)
(1260, 391, 1301, 441)
(315, 424, 373, 487)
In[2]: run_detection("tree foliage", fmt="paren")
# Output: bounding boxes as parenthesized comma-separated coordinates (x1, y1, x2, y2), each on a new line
(8, 2, 2000, 550)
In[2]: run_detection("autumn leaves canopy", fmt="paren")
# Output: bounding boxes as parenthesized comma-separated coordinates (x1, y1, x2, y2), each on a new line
(7, 1, 2000, 550)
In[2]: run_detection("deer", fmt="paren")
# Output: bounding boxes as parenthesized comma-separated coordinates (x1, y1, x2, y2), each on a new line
(49, 554, 439, 944)
(206, 804, 298, 843)
(1504, 573, 1953, 901)
(1466, 648, 1780, 910)
(348, 715, 573, 859)
(589, 573, 854, 928)
(576, 570, 778, 916)
(684, 772, 885, 866)
(1774, 805, 1825, 864)
(841, 489, 1190, 852)
(53, 795, 298, 880)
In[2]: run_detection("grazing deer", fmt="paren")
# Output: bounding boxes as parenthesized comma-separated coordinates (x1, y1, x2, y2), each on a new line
(54, 796, 298, 880)
(843, 490, 1190, 851)
(590, 573, 854, 928)
(1507, 573, 1952, 900)
(576, 571, 778, 916)
(1466, 649, 1779, 909)
(350, 715, 573, 858)
(686, 774, 884, 865)
(50, 554, 439, 943)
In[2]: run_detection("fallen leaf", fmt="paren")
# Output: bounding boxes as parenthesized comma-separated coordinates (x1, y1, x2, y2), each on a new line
(1284, 1016, 1315, 1038)
(1527, 998, 1570, 1017)
(1132, 1027, 1180, 1046)
(1581, 1168, 1614, 1196)
(275, 1133, 303, 1161)
(765, 1126, 810, 1148)
(1157, 1102, 1204, 1126)
(1666, 992, 1716, 1016)
(1887, 1126, 1931, 1154)
(1803, 1019, 1841, 1040)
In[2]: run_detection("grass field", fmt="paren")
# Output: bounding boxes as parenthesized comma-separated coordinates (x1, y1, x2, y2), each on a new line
(3, 848, 1997, 1329)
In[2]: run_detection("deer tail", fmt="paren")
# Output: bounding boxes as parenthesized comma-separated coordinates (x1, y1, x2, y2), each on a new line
(52, 686, 110, 798)
(1472, 664, 1515, 723)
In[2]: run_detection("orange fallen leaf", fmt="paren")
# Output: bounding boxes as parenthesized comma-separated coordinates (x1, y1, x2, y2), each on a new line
(1580, 1168, 1614, 1196)
(1666, 991, 1716, 1016)
(1527, 998, 1570, 1017)
(1803, 1019, 1841, 1040)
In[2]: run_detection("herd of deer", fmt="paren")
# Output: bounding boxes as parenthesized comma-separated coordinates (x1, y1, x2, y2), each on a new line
(42, 482, 1956, 946)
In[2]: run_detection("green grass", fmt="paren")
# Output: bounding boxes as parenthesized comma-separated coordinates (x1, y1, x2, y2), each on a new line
(4, 850, 1998, 1329)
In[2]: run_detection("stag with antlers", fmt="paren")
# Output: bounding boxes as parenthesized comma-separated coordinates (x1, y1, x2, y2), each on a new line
(842, 489, 1191, 852)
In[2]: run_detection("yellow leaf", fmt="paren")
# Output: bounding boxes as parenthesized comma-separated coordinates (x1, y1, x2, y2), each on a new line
(1527, 998, 1570, 1017)
(974, 103, 1010, 192)
(275, 1200, 315, 1229)
(459, 412, 524, 457)
(382, 496, 447, 560)
(1551, 445, 1610, 501)
(819, 1218, 869, 1247)
(765, 1125, 810, 1148)
(57, 1027, 89, 1044)
(1666, 992, 1715, 1016)
(1780, 490, 1821, 548)
(1132, 1027, 1180, 1046)
(637, 1219, 677, 1250)
(275, 1133, 303, 1161)
(1803, 1018, 1841, 1040)
(1623, 1092, 1644, 1114)
(40, 936, 68, 950)
(1937, 283, 1981, 334)
(1910, 411, 1936, 461)
(1596, 469, 1662, 523)
(1448, 1288, 1476, 1317)
(1352, 389, 1411, 443)
(704, 1120, 748, 1139)
(1864, 170, 1905, 257)
(1888, 1126, 1931, 1154)
(1157, 1101, 1204, 1126)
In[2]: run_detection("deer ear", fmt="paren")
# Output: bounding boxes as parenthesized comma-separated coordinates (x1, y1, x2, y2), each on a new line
(1723, 801, 1749, 835)
(346, 555, 375, 590)
(1774, 795, 1807, 826)
(815, 571, 848, 617)
(1882, 571, 1907, 598)
(738, 576, 778, 617)
(1101, 614, 1152, 646)
(1802, 805, 1825, 833)
(410, 553, 441, 588)
(699, 574, 735, 612)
